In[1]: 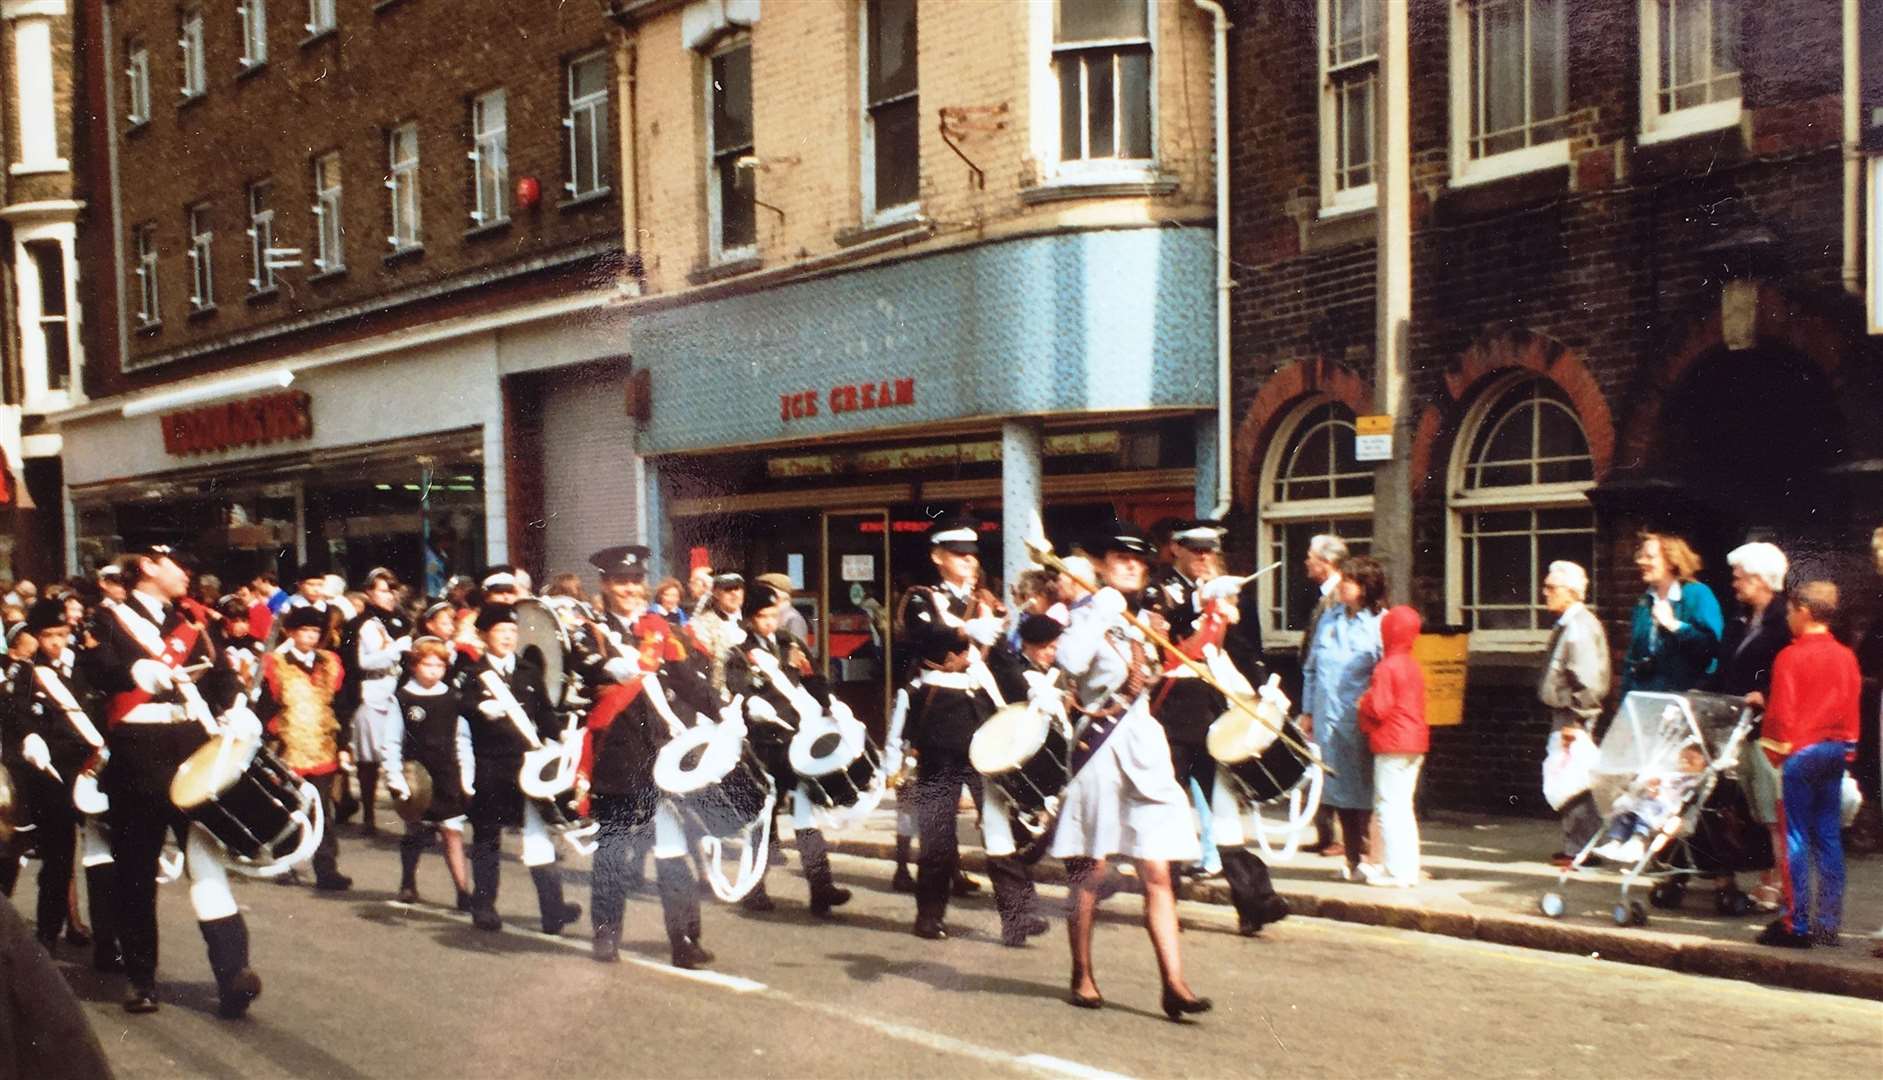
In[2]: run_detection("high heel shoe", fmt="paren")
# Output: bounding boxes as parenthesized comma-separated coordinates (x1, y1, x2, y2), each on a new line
(1066, 990, 1104, 1009)
(1161, 986, 1213, 1021)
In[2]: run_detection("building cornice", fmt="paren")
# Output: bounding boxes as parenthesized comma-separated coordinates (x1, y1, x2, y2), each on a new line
(0, 198, 83, 223)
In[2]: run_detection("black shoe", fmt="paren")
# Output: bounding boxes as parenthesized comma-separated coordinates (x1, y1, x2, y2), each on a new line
(64, 926, 92, 947)
(809, 886, 852, 916)
(592, 927, 620, 964)
(396, 885, 420, 904)
(741, 890, 776, 913)
(952, 874, 981, 897)
(1814, 929, 1843, 948)
(1161, 986, 1213, 1021)
(1066, 990, 1104, 1009)
(124, 987, 160, 1014)
(913, 916, 948, 941)
(891, 867, 916, 893)
(313, 872, 353, 893)
(1755, 919, 1812, 949)
(543, 902, 583, 936)
(455, 889, 474, 912)
(471, 906, 503, 932)
(1241, 895, 1290, 936)
(1004, 913, 1050, 945)
(670, 937, 713, 970)
(35, 931, 59, 951)
(217, 969, 262, 1019)
(1023, 914, 1051, 937)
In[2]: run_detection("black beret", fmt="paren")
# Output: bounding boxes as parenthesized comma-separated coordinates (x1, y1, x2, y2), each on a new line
(280, 605, 327, 631)
(475, 603, 518, 632)
(22, 599, 68, 634)
(1018, 613, 1064, 646)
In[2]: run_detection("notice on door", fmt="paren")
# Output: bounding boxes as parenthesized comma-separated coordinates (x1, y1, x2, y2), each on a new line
(841, 554, 875, 582)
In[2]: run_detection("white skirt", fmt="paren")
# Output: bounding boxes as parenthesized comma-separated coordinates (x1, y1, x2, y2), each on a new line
(1049, 705, 1202, 863)
(351, 681, 401, 762)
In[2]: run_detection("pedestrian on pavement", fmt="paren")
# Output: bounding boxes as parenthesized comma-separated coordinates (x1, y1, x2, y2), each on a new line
(1358, 604, 1428, 887)
(1537, 561, 1610, 865)
(1756, 581, 1860, 949)
(1711, 542, 1792, 909)
(687, 565, 714, 617)
(651, 577, 689, 626)
(755, 573, 810, 641)
(1619, 532, 1723, 698)
(1301, 554, 1386, 881)
(1299, 533, 1349, 857)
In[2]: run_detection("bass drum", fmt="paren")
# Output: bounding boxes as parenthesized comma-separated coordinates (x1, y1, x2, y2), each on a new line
(170, 734, 323, 875)
(969, 702, 1071, 817)
(788, 714, 880, 810)
(0, 764, 24, 844)
(513, 597, 571, 709)
(654, 724, 773, 838)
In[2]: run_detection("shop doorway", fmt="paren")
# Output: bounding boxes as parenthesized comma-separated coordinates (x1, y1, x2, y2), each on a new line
(821, 509, 892, 738)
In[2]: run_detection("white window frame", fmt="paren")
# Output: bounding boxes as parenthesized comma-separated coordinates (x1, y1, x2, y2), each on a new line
(246, 181, 276, 293)
(1039, 0, 1159, 184)
(133, 223, 161, 327)
(126, 44, 151, 126)
(1447, 0, 1571, 188)
(238, 0, 268, 68)
(186, 203, 214, 310)
(704, 37, 756, 262)
(1257, 397, 1377, 648)
(386, 122, 421, 251)
(860, 0, 920, 224)
(305, 0, 335, 36)
(311, 152, 344, 273)
(1868, 154, 1883, 336)
(14, 228, 79, 410)
(1638, 0, 1742, 145)
(179, 9, 206, 99)
(1318, 0, 1377, 214)
(469, 88, 509, 227)
(1445, 374, 1597, 649)
(9, 16, 66, 174)
(565, 51, 611, 200)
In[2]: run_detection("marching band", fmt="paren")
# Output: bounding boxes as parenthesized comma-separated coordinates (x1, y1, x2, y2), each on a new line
(0, 515, 1330, 1026)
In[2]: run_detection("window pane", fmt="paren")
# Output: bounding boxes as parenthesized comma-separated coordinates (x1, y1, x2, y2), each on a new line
(1338, 74, 1374, 188)
(868, 0, 917, 102)
(1712, 0, 1742, 77)
(572, 55, 607, 101)
(574, 120, 598, 194)
(1482, 3, 1525, 143)
(1275, 521, 1372, 631)
(1333, 0, 1372, 64)
(1058, 58, 1083, 160)
(872, 96, 920, 208)
(1475, 532, 1532, 605)
(719, 160, 755, 249)
(712, 46, 752, 152)
(1087, 54, 1115, 158)
(29, 242, 66, 317)
(1117, 48, 1151, 158)
(1529, 0, 1566, 124)
(1056, 0, 1147, 45)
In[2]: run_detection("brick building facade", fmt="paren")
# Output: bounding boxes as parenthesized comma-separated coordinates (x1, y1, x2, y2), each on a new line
(1226, 0, 1883, 812)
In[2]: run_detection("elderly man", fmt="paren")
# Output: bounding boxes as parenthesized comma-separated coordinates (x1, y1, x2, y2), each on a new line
(1300, 534, 1348, 856)
(1711, 541, 1792, 908)
(1538, 560, 1610, 866)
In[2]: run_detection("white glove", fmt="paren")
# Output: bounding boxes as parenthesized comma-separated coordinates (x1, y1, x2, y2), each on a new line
(220, 705, 264, 743)
(745, 696, 782, 726)
(1257, 673, 1292, 715)
(131, 658, 176, 695)
(477, 698, 508, 719)
(385, 769, 411, 799)
(963, 616, 1003, 647)
(461, 772, 476, 798)
(1199, 576, 1243, 603)
(602, 656, 636, 683)
(883, 745, 903, 778)
(1092, 588, 1127, 620)
(21, 733, 52, 773)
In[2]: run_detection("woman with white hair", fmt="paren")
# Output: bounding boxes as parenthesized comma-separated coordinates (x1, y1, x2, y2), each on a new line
(1538, 560, 1609, 865)
(1709, 541, 1792, 910)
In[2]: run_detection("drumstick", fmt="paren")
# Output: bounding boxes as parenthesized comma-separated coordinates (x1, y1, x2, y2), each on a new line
(1024, 536, 1330, 775)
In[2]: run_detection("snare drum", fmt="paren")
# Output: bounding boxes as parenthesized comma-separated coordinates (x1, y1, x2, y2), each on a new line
(1208, 708, 1312, 805)
(654, 724, 774, 838)
(969, 702, 1071, 817)
(170, 734, 320, 867)
(788, 714, 880, 810)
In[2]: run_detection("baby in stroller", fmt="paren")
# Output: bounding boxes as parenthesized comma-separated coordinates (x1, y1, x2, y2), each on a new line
(1591, 742, 1708, 865)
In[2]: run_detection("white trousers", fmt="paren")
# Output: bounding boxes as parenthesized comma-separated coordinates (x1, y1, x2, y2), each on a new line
(652, 800, 689, 859)
(1372, 753, 1424, 883)
(520, 801, 557, 867)
(185, 824, 237, 921)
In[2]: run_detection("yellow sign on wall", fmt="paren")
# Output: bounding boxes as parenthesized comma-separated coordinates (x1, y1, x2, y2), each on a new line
(1414, 632, 1470, 727)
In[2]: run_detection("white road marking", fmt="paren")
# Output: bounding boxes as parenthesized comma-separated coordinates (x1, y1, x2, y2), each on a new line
(1015, 1053, 1138, 1080)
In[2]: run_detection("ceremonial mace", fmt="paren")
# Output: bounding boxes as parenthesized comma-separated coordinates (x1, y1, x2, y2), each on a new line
(1023, 537, 1332, 775)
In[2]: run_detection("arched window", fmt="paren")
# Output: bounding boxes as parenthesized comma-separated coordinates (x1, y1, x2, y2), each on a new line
(1258, 399, 1374, 641)
(1449, 377, 1596, 639)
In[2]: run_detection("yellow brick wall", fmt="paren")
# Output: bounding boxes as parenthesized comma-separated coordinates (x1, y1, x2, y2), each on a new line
(625, 0, 1216, 297)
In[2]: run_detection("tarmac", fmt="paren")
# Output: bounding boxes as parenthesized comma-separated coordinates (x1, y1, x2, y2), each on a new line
(811, 793, 1883, 1002)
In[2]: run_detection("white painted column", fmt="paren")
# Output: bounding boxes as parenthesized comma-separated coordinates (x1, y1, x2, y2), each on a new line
(1000, 419, 1043, 591)
(642, 457, 665, 579)
(482, 420, 509, 566)
(1373, 0, 1414, 604)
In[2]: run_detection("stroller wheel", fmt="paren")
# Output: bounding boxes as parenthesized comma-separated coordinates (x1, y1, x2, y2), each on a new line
(1714, 888, 1752, 917)
(1539, 892, 1565, 918)
(1649, 881, 1686, 909)
(1630, 901, 1649, 927)
(1612, 903, 1631, 927)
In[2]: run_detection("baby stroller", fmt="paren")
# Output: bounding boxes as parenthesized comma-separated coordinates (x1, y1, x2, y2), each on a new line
(1540, 691, 1766, 927)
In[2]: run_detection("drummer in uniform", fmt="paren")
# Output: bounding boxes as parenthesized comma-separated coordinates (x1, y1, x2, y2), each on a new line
(730, 581, 852, 917)
(894, 513, 1025, 942)
(252, 605, 353, 891)
(458, 603, 582, 936)
(383, 636, 473, 909)
(82, 546, 264, 1017)
(974, 613, 1059, 946)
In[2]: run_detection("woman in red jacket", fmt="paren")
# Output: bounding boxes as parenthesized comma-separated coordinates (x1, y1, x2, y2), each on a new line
(1358, 606, 1430, 887)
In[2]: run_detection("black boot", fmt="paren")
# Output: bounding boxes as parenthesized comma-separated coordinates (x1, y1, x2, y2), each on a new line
(798, 830, 851, 916)
(657, 857, 712, 968)
(892, 835, 916, 893)
(741, 878, 775, 913)
(398, 829, 424, 903)
(85, 865, 122, 972)
(530, 865, 582, 936)
(356, 763, 379, 834)
(199, 915, 262, 1019)
(592, 921, 621, 963)
(1221, 848, 1287, 935)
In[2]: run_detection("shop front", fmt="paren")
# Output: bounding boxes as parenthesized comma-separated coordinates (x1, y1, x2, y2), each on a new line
(634, 226, 1218, 737)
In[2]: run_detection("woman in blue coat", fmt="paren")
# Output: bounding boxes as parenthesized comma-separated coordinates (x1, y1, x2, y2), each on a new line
(1300, 556, 1386, 881)
(1619, 532, 1724, 698)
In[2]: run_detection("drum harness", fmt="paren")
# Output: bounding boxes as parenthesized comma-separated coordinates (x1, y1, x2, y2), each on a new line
(646, 678, 776, 904)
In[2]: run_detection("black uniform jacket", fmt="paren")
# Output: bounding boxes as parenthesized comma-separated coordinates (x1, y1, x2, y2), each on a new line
(457, 651, 553, 826)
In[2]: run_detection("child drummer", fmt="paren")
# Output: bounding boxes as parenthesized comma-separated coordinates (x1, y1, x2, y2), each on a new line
(383, 637, 472, 909)
(253, 604, 353, 892)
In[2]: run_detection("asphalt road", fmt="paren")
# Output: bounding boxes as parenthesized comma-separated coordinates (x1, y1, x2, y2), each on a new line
(22, 829, 1881, 1079)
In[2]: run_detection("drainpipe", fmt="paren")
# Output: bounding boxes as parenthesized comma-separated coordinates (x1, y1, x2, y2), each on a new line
(615, 32, 641, 287)
(1192, 0, 1233, 520)
(1843, 0, 1862, 297)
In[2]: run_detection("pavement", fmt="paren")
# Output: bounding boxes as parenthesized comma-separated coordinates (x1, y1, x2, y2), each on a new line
(18, 825, 1881, 1079)
(816, 794, 1883, 1003)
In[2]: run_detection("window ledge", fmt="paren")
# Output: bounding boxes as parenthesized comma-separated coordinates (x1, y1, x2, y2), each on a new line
(1303, 203, 1376, 252)
(235, 60, 268, 81)
(8, 160, 69, 176)
(246, 286, 281, 305)
(834, 214, 933, 248)
(300, 28, 338, 49)
(687, 254, 763, 285)
(1317, 191, 1376, 219)
(186, 303, 218, 321)
(1449, 140, 1571, 190)
(463, 219, 512, 241)
(383, 244, 424, 265)
(126, 119, 150, 136)
(1640, 100, 1742, 147)
(135, 320, 163, 336)
(558, 187, 613, 212)
(307, 267, 348, 284)
(177, 91, 206, 111)
(1021, 175, 1179, 206)
(372, 0, 410, 11)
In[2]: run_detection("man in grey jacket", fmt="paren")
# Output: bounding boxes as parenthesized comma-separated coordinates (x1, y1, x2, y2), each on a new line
(1539, 560, 1611, 863)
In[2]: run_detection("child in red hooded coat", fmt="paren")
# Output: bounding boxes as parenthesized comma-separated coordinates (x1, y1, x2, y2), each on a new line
(1358, 606, 1429, 887)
